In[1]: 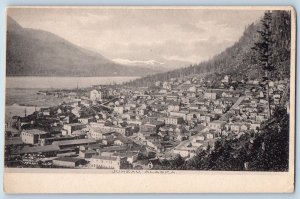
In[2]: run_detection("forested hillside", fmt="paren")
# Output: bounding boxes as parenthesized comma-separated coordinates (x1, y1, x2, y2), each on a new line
(125, 10, 291, 87)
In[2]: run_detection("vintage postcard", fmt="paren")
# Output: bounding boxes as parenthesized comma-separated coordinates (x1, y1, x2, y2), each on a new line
(3, 6, 295, 193)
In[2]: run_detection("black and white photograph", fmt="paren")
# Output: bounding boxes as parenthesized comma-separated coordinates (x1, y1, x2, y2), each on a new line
(3, 6, 295, 193)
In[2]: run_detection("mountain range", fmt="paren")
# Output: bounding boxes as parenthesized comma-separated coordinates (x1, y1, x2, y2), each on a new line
(6, 16, 162, 77)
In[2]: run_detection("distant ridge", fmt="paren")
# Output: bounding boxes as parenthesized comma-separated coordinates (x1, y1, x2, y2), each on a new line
(6, 16, 161, 77)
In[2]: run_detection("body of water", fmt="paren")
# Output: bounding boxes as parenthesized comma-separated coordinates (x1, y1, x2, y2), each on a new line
(5, 105, 40, 121)
(6, 76, 140, 89)
(5, 76, 139, 121)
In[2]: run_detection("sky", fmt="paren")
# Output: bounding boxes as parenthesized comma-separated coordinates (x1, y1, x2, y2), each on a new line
(7, 8, 264, 70)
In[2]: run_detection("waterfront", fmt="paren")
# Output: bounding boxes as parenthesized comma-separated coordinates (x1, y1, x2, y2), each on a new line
(5, 76, 140, 121)
(6, 76, 140, 89)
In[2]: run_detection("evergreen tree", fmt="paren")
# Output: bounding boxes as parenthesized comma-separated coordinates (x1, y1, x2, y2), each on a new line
(252, 11, 274, 118)
(252, 11, 274, 72)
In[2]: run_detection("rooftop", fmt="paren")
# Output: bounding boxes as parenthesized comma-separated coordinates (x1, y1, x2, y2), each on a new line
(91, 155, 118, 161)
(210, 120, 226, 124)
(18, 145, 60, 154)
(166, 116, 183, 120)
(22, 129, 48, 135)
(54, 157, 83, 163)
(52, 138, 96, 146)
(5, 138, 23, 146)
(64, 123, 86, 127)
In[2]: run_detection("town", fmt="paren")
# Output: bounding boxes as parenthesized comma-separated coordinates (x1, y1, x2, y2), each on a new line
(5, 74, 289, 170)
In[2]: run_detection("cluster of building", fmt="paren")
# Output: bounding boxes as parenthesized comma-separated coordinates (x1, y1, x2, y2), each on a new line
(5, 74, 289, 169)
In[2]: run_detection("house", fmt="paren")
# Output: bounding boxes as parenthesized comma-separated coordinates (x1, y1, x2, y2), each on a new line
(204, 91, 217, 100)
(189, 125, 207, 135)
(165, 116, 184, 125)
(189, 104, 199, 110)
(206, 132, 214, 139)
(199, 114, 213, 124)
(158, 89, 168, 94)
(186, 112, 200, 121)
(140, 121, 165, 134)
(214, 106, 225, 114)
(169, 111, 188, 120)
(89, 127, 115, 141)
(78, 146, 97, 158)
(112, 134, 134, 148)
(53, 157, 87, 168)
(208, 121, 226, 131)
(62, 123, 86, 136)
(146, 140, 165, 152)
(177, 132, 189, 141)
(89, 122, 106, 128)
(162, 82, 171, 90)
(259, 91, 264, 98)
(256, 115, 266, 122)
(250, 123, 261, 132)
(81, 99, 91, 107)
(89, 155, 125, 169)
(155, 81, 161, 87)
(102, 131, 115, 141)
(277, 84, 285, 91)
(72, 130, 87, 138)
(90, 90, 102, 101)
(89, 124, 132, 137)
(40, 108, 51, 116)
(269, 81, 275, 87)
(286, 102, 290, 114)
(166, 94, 179, 100)
(168, 102, 180, 112)
(102, 138, 114, 146)
(230, 123, 242, 133)
(188, 86, 197, 92)
(137, 108, 149, 116)
(114, 106, 124, 114)
(108, 126, 133, 136)
(191, 135, 206, 147)
(173, 140, 198, 158)
(222, 92, 234, 98)
(127, 119, 142, 126)
(113, 139, 125, 146)
(78, 117, 94, 124)
(249, 111, 258, 119)
(241, 124, 249, 131)
(221, 75, 231, 83)
(21, 129, 48, 145)
(151, 104, 165, 112)
(89, 126, 110, 140)
(124, 152, 139, 164)
(229, 86, 235, 91)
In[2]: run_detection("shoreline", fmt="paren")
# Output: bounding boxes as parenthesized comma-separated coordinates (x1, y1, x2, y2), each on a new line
(6, 76, 140, 89)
